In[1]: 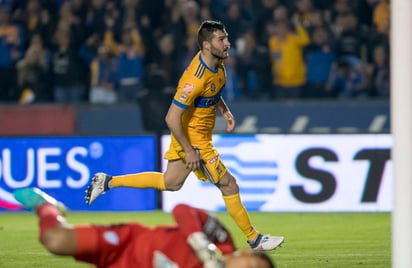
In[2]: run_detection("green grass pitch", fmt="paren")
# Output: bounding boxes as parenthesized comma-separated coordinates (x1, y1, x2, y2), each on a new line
(0, 211, 390, 267)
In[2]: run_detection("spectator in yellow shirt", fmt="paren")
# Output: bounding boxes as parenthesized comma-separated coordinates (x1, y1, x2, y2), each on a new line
(268, 15, 310, 99)
(373, 0, 390, 34)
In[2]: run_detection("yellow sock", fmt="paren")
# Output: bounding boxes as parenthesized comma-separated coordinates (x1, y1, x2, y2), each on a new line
(111, 172, 166, 190)
(223, 193, 259, 241)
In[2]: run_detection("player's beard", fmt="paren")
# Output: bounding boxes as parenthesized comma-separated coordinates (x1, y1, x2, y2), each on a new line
(211, 45, 229, 60)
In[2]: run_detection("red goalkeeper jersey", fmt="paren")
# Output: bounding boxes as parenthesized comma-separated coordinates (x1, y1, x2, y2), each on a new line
(74, 204, 236, 268)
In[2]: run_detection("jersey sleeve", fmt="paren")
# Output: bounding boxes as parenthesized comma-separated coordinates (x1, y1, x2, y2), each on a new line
(172, 73, 204, 110)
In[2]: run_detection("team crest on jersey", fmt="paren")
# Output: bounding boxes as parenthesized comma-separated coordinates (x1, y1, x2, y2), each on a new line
(179, 93, 188, 102)
(182, 83, 194, 94)
(210, 83, 216, 92)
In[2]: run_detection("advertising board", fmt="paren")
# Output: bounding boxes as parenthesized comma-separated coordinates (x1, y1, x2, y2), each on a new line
(162, 134, 392, 212)
(0, 136, 157, 211)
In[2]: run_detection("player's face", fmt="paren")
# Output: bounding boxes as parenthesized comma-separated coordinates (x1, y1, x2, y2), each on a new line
(210, 30, 231, 60)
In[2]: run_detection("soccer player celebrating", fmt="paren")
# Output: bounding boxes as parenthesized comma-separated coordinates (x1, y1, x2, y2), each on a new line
(14, 187, 276, 268)
(85, 20, 284, 251)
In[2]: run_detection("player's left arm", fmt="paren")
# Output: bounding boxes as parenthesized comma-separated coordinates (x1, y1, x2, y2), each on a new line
(218, 96, 235, 133)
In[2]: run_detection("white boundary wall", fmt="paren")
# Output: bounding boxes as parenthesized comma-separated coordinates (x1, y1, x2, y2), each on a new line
(391, 0, 412, 266)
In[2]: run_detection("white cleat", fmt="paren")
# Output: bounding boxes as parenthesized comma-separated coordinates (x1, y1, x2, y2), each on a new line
(248, 234, 285, 251)
(85, 172, 112, 205)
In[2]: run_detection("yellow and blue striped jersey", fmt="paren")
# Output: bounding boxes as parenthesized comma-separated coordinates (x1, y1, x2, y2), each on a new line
(171, 51, 226, 146)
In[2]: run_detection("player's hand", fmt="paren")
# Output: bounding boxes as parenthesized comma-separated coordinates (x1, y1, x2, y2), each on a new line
(185, 148, 201, 171)
(223, 111, 235, 133)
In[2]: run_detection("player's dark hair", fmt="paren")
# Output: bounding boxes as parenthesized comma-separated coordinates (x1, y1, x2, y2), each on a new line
(252, 251, 276, 268)
(197, 20, 226, 49)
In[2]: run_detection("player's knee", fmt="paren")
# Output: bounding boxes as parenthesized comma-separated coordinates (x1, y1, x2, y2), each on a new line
(217, 173, 239, 195)
(164, 181, 184, 191)
(223, 184, 239, 195)
(163, 172, 186, 191)
(166, 184, 183, 191)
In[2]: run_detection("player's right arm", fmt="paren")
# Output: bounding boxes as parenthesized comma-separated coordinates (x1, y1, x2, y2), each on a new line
(165, 103, 200, 171)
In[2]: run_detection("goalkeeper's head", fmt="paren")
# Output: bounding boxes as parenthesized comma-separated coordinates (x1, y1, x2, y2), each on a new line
(225, 249, 276, 268)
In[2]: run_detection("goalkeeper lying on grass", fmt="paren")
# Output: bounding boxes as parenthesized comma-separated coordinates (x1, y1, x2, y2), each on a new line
(14, 187, 277, 268)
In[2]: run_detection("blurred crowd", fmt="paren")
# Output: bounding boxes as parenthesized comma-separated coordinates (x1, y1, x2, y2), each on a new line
(0, 0, 390, 105)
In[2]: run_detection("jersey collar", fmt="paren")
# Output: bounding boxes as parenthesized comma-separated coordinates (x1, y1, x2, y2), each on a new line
(199, 53, 218, 74)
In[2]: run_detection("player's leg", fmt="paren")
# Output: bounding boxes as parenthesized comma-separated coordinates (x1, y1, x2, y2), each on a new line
(85, 140, 195, 205)
(190, 147, 257, 242)
(194, 147, 285, 252)
(109, 159, 190, 191)
(217, 171, 259, 240)
(218, 171, 284, 251)
(85, 159, 191, 205)
(112, 171, 166, 189)
(163, 159, 192, 190)
(85, 170, 166, 205)
(218, 172, 285, 251)
(190, 148, 259, 242)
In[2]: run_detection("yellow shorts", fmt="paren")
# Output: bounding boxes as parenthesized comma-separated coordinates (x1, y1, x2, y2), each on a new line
(164, 142, 227, 184)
